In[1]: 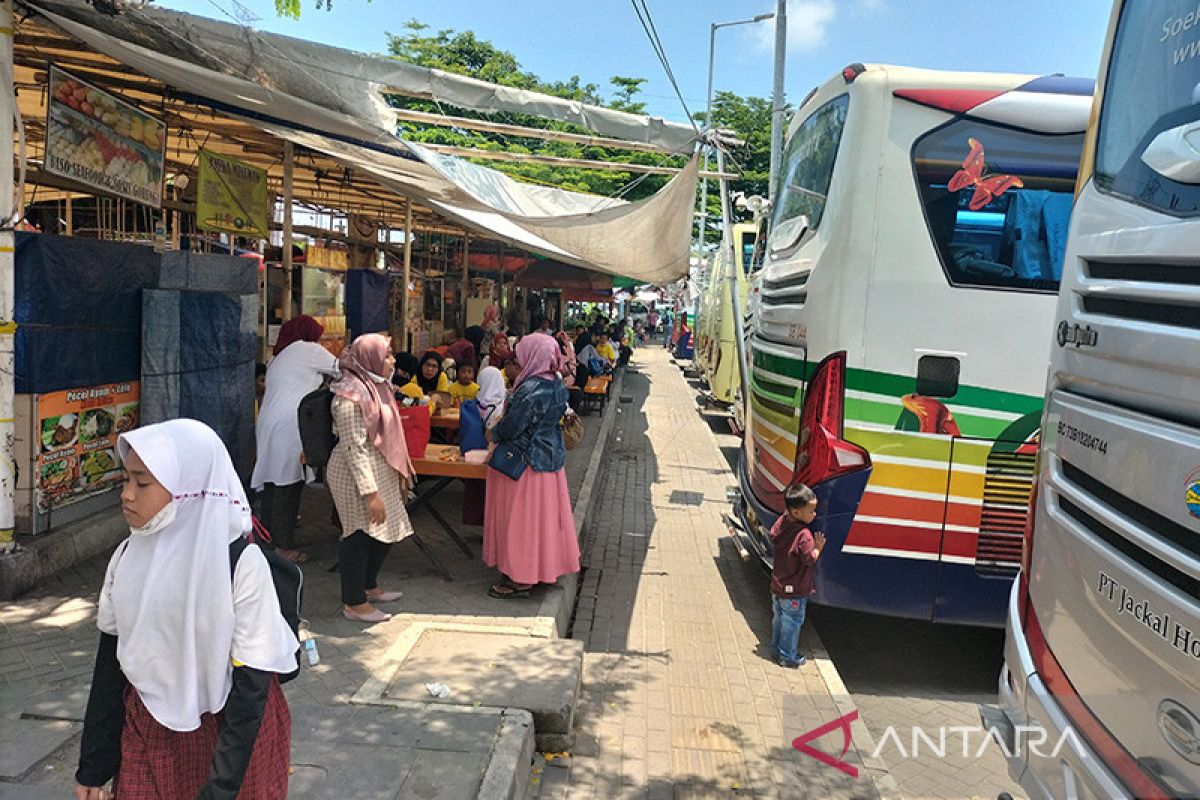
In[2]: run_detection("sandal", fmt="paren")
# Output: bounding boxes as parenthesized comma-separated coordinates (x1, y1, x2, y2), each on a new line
(488, 583, 533, 599)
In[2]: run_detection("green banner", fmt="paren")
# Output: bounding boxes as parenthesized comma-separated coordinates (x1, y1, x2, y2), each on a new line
(197, 149, 269, 237)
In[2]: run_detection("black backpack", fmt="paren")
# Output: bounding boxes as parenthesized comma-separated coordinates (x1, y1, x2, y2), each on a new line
(297, 386, 338, 473)
(229, 519, 303, 683)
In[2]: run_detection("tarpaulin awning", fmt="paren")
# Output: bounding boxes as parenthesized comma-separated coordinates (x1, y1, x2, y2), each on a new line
(24, 1, 700, 284)
(467, 253, 537, 274)
(563, 289, 614, 303)
(514, 262, 613, 291)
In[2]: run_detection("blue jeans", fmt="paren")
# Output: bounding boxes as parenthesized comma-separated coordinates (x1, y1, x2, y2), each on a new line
(771, 596, 808, 663)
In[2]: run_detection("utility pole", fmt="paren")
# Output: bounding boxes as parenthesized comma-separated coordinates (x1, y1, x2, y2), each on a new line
(281, 140, 295, 323)
(769, 0, 787, 198)
(0, 0, 15, 552)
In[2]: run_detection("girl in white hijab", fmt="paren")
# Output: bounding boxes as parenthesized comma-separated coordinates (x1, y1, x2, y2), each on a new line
(75, 419, 299, 800)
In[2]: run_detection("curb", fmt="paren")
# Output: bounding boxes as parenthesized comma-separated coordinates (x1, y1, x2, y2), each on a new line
(0, 507, 127, 600)
(478, 708, 536, 800)
(808, 630, 903, 800)
(533, 367, 624, 639)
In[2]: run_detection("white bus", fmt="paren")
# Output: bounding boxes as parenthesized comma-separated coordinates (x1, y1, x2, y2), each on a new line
(725, 64, 1093, 626)
(991, 1, 1200, 797)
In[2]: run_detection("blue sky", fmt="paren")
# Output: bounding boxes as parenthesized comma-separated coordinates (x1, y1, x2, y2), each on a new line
(158, 0, 1112, 123)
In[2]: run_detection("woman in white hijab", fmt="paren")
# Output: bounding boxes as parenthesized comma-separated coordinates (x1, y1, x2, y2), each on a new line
(75, 419, 299, 800)
(476, 365, 508, 432)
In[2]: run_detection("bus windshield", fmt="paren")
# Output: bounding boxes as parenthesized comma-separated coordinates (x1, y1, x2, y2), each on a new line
(913, 119, 1083, 292)
(1096, 0, 1200, 215)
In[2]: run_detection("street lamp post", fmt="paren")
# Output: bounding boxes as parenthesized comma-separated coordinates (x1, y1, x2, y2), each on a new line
(695, 12, 772, 329)
(697, 12, 774, 258)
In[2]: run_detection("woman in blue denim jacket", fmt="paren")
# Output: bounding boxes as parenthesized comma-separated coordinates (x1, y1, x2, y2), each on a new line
(484, 334, 581, 598)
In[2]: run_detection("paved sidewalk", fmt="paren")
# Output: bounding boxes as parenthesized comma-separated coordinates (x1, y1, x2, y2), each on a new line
(0, 410, 605, 798)
(534, 349, 887, 799)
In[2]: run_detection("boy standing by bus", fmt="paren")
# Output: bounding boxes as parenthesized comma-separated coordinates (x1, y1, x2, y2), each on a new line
(770, 484, 826, 667)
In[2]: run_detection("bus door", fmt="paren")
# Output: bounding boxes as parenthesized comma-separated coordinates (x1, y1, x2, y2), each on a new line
(855, 350, 960, 620)
(926, 360, 1038, 626)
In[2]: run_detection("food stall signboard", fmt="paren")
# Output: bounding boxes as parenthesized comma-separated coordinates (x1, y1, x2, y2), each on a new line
(38, 382, 139, 511)
(44, 66, 165, 207)
(197, 149, 269, 237)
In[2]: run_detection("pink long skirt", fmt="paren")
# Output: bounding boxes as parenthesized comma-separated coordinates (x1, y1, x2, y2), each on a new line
(484, 467, 580, 585)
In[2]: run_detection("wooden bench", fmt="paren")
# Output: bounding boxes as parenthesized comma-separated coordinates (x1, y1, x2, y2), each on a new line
(581, 375, 612, 415)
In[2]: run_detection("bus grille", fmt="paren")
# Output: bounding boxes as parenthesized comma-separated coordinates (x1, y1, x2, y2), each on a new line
(975, 451, 1036, 577)
(761, 271, 810, 307)
(1080, 260, 1200, 332)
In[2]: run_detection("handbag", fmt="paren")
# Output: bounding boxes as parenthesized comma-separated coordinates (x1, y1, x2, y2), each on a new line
(562, 412, 584, 451)
(488, 442, 527, 480)
(397, 405, 432, 460)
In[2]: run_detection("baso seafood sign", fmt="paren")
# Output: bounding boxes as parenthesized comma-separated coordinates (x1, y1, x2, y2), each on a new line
(38, 382, 140, 511)
(45, 66, 165, 207)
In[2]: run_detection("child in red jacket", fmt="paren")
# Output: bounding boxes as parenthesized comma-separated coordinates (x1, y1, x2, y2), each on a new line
(770, 483, 827, 667)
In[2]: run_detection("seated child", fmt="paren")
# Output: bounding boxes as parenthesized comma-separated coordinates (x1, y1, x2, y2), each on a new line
(769, 483, 826, 668)
(595, 333, 618, 364)
(449, 361, 480, 404)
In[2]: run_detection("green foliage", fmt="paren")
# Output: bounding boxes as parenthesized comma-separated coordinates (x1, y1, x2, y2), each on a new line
(384, 21, 678, 201)
(274, 0, 367, 18)
(377, 20, 778, 246)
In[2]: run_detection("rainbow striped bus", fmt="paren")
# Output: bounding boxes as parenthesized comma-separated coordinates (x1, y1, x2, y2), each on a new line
(725, 64, 1093, 626)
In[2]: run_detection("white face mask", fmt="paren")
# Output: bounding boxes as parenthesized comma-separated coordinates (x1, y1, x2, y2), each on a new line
(129, 500, 177, 537)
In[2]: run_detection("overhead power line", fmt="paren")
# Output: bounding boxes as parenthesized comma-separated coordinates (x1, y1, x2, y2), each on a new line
(629, 0, 700, 135)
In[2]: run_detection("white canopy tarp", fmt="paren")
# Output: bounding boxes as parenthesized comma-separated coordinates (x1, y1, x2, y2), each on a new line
(24, 1, 700, 282)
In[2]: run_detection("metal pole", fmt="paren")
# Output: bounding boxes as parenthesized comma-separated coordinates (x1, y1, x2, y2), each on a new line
(697, 23, 716, 256)
(461, 234, 470, 332)
(281, 140, 295, 323)
(769, 0, 787, 198)
(401, 203, 412, 352)
(0, 0, 15, 551)
(718, 144, 751, 419)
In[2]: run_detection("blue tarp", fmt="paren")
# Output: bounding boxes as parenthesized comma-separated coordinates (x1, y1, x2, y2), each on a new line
(142, 289, 257, 481)
(345, 269, 390, 341)
(15, 232, 159, 394)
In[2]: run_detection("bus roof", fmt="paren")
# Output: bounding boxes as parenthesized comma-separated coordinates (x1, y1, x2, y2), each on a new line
(791, 65, 1096, 138)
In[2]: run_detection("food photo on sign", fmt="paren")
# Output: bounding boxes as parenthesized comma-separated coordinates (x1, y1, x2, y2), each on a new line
(36, 382, 139, 511)
(43, 65, 166, 207)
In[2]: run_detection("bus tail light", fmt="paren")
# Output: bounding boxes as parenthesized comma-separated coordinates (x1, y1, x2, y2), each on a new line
(792, 352, 870, 487)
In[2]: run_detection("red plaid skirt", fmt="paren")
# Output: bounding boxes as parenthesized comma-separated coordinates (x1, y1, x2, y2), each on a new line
(114, 677, 290, 799)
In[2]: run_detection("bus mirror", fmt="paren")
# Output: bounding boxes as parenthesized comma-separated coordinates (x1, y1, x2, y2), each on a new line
(769, 214, 810, 260)
(1141, 122, 1200, 184)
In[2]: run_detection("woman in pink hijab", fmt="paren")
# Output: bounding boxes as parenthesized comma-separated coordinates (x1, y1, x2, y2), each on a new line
(483, 334, 580, 598)
(327, 334, 415, 623)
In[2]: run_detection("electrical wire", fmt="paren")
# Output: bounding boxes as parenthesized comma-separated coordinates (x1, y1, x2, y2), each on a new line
(628, 0, 699, 135)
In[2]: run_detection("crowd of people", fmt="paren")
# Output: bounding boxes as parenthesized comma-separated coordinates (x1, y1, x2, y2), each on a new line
(72, 301, 673, 798)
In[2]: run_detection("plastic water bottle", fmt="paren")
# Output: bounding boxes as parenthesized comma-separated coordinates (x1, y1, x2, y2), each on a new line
(304, 638, 320, 666)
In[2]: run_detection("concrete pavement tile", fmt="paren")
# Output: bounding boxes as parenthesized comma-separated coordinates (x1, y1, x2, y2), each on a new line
(668, 717, 743, 752)
(0, 718, 80, 779)
(396, 748, 488, 799)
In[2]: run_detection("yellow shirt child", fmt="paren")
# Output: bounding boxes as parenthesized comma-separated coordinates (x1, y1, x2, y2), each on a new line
(449, 363, 480, 403)
(596, 340, 617, 363)
(449, 380, 479, 402)
(399, 372, 450, 399)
